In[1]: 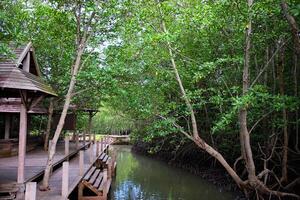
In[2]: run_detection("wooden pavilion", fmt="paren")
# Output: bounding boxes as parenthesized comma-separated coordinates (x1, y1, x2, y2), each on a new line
(52, 106, 98, 147)
(0, 42, 57, 186)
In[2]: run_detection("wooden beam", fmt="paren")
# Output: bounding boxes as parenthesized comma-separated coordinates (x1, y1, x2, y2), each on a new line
(17, 91, 27, 184)
(29, 95, 45, 111)
(16, 42, 32, 67)
(23, 52, 30, 72)
(25, 182, 36, 200)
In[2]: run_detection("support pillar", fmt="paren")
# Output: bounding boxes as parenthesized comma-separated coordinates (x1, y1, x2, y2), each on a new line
(4, 114, 11, 139)
(17, 96, 27, 184)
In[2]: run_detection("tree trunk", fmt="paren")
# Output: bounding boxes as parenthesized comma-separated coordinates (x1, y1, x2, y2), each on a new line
(280, 1, 300, 56)
(159, 6, 244, 188)
(239, 0, 257, 182)
(294, 49, 299, 152)
(277, 40, 288, 182)
(41, 42, 86, 190)
(44, 99, 54, 151)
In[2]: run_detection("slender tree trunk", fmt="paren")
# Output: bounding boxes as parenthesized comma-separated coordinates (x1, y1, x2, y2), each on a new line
(239, 0, 257, 182)
(277, 40, 288, 182)
(280, 1, 300, 56)
(294, 49, 299, 152)
(159, 6, 244, 188)
(41, 41, 86, 190)
(44, 99, 54, 151)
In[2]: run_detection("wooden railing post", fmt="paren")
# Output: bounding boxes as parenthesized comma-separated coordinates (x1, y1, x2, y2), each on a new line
(100, 138, 103, 152)
(96, 140, 100, 157)
(107, 158, 112, 179)
(103, 169, 108, 197)
(75, 132, 79, 149)
(89, 144, 93, 163)
(93, 133, 96, 144)
(65, 137, 69, 156)
(62, 162, 69, 198)
(25, 182, 36, 200)
(79, 150, 84, 176)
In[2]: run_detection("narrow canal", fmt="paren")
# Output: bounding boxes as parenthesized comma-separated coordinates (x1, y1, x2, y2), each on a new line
(109, 145, 235, 200)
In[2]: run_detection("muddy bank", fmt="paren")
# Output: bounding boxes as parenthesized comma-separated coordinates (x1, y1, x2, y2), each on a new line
(132, 141, 246, 199)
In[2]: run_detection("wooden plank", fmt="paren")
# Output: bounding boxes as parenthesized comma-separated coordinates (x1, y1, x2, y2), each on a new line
(25, 182, 36, 200)
(103, 155, 108, 163)
(98, 169, 107, 192)
(83, 167, 96, 181)
(88, 169, 100, 185)
(99, 153, 105, 161)
(92, 172, 103, 189)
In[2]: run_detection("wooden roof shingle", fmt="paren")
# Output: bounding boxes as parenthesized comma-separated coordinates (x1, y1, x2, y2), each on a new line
(0, 42, 57, 97)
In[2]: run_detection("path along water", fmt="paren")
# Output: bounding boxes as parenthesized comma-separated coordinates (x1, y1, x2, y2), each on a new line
(109, 145, 235, 200)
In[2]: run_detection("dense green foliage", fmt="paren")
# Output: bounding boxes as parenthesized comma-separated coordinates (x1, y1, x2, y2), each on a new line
(1, 0, 300, 197)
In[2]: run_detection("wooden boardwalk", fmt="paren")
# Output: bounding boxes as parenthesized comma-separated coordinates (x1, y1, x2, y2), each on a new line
(0, 141, 84, 185)
(36, 143, 110, 200)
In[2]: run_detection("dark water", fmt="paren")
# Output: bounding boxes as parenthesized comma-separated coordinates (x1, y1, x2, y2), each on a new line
(109, 145, 234, 200)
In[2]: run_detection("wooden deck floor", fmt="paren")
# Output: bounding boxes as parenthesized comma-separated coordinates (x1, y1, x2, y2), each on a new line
(36, 143, 108, 200)
(0, 141, 83, 185)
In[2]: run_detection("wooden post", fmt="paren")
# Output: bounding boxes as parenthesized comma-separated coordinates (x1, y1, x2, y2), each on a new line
(17, 95, 27, 184)
(75, 132, 79, 149)
(83, 131, 86, 148)
(103, 169, 108, 197)
(100, 138, 103, 152)
(25, 182, 36, 200)
(96, 140, 100, 157)
(79, 151, 84, 176)
(89, 144, 93, 163)
(78, 183, 84, 199)
(107, 158, 112, 179)
(4, 114, 10, 139)
(65, 137, 69, 156)
(93, 133, 96, 144)
(62, 162, 69, 198)
(88, 111, 92, 144)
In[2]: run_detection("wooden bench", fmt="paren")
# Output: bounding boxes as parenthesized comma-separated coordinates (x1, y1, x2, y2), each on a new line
(0, 183, 18, 200)
(78, 153, 117, 200)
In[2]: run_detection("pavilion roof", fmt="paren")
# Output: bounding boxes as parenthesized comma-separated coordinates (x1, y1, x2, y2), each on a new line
(0, 42, 57, 98)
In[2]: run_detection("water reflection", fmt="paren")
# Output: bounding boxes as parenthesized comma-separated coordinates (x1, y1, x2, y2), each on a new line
(110, 145, 234, 200)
